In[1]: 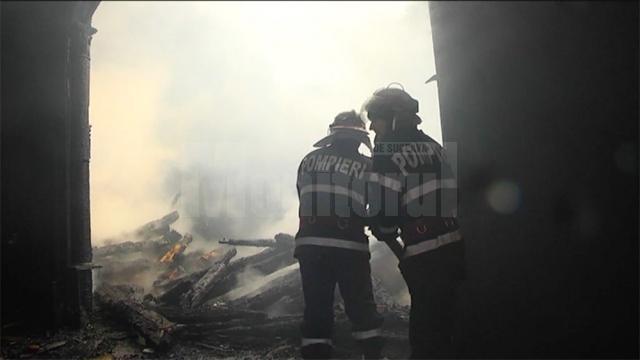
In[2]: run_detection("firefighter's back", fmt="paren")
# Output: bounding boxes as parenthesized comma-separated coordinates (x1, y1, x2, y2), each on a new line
(294, 110, 384, 359)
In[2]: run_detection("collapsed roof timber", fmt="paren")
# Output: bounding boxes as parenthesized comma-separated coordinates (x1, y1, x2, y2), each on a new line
(89, 211, 409, 357)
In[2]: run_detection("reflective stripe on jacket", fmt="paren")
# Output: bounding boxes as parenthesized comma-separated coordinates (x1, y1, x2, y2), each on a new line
(295, 142, 372, 255)
(368, 128, 462, 258)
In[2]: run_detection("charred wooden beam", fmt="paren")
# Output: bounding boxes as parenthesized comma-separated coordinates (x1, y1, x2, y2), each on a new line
(159, 233, 193, 264)
(250, 247, 295, 274)
(182, 315, 302, 341)
(219, 238, 277, 247)
(133, 210, 180, 240)
(208, 315, 302, 338)
(93, 231, 179, 258)
(228, 247, 280, 269)
(218, 233, 294, 249)
(153, 268, 208, 305)
(152, 305, 267, 324)
(202, 247, 279, 300)
(180, 248, 237, 308)
(94, 284, 179, 348)
(274, 232, 295, 247)
(203, 245, 294, 300)
(93, 239, 160, 258)
(228, 268, 302, 311)
(93, 212, 181, 257)
(167, 254, 298, 309)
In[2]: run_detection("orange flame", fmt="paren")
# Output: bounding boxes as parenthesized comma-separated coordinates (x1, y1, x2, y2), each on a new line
(160, 243, 187, 264)
(199, 249, 217, 262)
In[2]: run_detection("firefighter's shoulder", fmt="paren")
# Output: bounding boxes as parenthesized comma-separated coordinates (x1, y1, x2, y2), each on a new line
(298, 147, 327, 169)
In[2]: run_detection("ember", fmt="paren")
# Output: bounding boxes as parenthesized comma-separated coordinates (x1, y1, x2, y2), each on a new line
(199, 250, 217, 263)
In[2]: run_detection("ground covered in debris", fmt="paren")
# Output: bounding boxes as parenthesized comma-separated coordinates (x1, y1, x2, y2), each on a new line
(2, 211, 411, 359)
(1, 304, 409, 359)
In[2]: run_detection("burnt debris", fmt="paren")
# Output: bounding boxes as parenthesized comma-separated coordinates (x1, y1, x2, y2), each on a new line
(89, 211, 408, 354)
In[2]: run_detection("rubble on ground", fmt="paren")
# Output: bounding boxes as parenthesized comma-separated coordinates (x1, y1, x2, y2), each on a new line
(1, 211, 410, 359)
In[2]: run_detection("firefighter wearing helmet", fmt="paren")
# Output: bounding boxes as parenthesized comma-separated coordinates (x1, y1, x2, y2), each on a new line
(295, 110, 384, 359)
(363, 84, 466, 359)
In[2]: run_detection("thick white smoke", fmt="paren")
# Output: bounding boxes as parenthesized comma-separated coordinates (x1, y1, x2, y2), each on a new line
(89, 1, 441, 267)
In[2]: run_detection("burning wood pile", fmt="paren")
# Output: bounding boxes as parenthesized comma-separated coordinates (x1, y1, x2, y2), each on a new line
(92, 211, 405, 353)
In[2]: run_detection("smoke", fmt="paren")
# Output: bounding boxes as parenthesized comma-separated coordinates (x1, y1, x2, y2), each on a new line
(93, 246, 167, 293)
(370, 240, 411, 306)
(225, 263, 300, 301)
(224, 266, 271, 301)
(162, 145, 290, 240)
(89, 63, 176, 244)
(89, 1, 441, 251)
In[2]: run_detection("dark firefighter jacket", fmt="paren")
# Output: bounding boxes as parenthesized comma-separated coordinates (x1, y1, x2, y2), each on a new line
(294, 141, 372, 258)
(368, 128, 462, 258)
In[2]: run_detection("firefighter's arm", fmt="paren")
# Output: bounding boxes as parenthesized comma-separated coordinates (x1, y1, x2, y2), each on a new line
(369, 215, 404, 260)
(365, 158, 405, 258)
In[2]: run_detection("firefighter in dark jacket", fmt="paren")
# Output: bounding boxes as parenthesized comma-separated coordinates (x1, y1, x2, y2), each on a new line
(295, 110, 384, 359)
(362, 85, 465, 359)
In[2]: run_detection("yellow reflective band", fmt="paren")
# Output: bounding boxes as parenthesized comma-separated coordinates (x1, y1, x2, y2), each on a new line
(299, 184, 365, 206)
(352, 328, 382, 340)
(295, 237, 370, 252)
(301, 338, 333, 346)
(366, 172, 403, 192)
(403, 230, 462, 258)
(402, 178, 457, 205)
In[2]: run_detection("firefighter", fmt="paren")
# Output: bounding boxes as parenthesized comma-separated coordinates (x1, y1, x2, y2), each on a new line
(295, 110, 384, 359)
(362, 85, 466, 359)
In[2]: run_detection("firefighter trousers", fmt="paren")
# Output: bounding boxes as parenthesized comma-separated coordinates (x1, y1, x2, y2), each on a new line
(297, 247, 384, 359)
(399, 240, 465, 359)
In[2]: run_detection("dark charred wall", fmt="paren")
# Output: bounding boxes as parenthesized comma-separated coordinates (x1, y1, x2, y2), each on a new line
(430, 2, 638, 358)
(1, 1, 98, 330)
